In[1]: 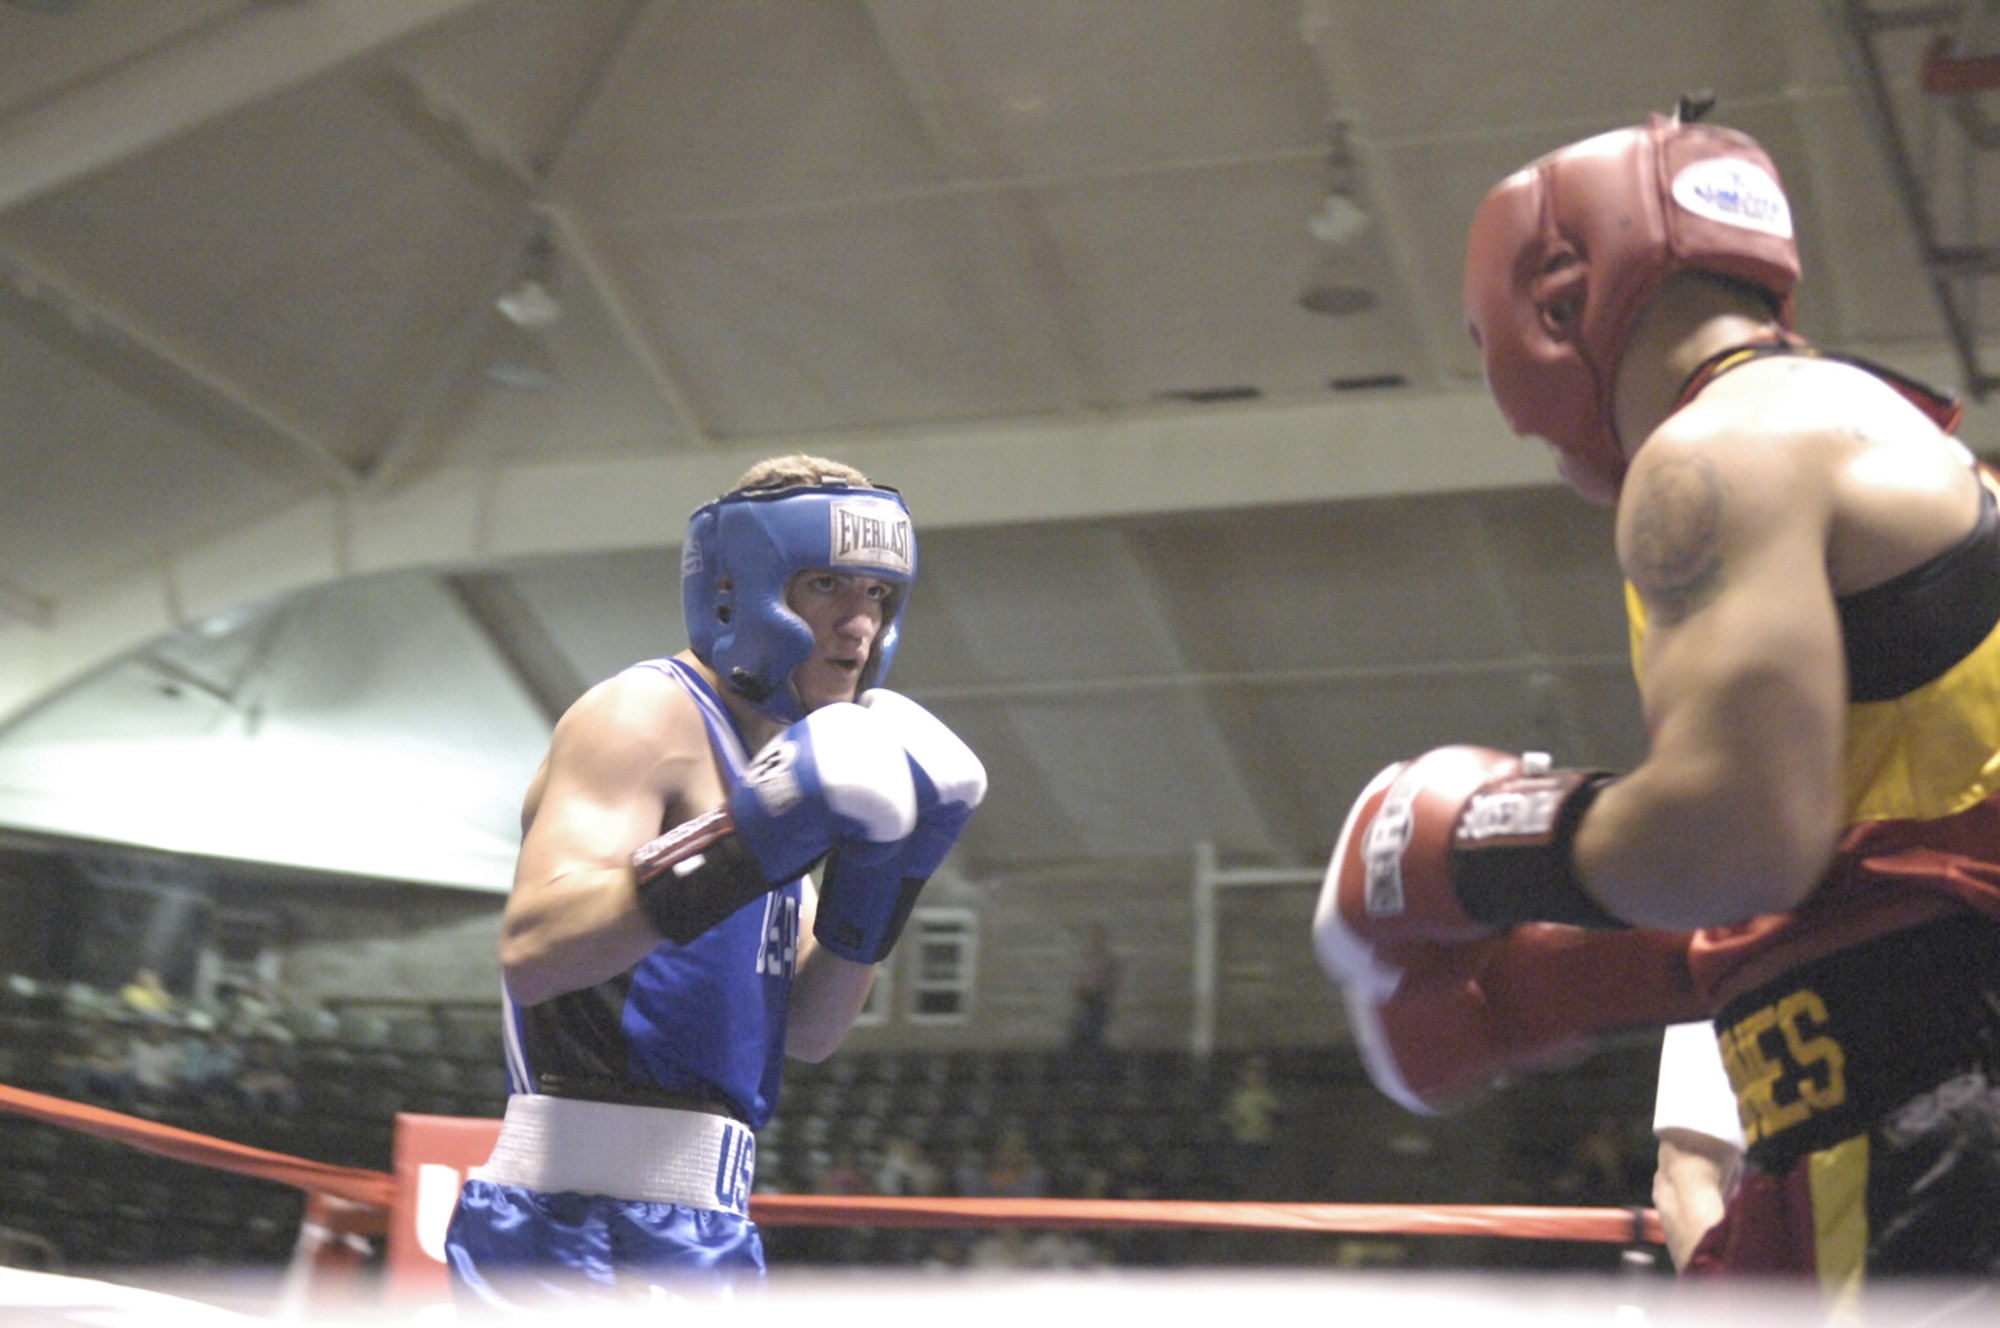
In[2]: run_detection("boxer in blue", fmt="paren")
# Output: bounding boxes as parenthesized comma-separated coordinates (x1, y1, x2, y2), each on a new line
(446, 455, 985, 1307)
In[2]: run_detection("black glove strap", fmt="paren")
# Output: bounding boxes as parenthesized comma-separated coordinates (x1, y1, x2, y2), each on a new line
(1448, 770, 1627, 929)
(632, 810, 779, 944)
(813, 869, 927, 964)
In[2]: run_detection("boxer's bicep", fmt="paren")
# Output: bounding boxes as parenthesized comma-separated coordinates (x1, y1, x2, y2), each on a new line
(1590, 427, 1845, 925)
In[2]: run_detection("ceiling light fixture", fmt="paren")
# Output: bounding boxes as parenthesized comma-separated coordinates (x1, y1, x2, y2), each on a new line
(495, 231, 561, 329)
(1298, 119, 1377, 318)
(484, 319, 559, 392)
(487, 229, 562, 390)
(1308, 191, 1371, 248)
(1307, 120, 1370, 247)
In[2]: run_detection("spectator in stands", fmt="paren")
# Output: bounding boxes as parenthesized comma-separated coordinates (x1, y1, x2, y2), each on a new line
(968, 1225, 1105, 1270)
(215, 977, 296, 1044)
(814, 1143, 876, 1264)
(124, 1022, 183, 1106)
(1219, 1054, 1282, 1197)
(1066, 922, 1119, 1063)
(1551, 1114, 1648, 1207)
(950, 1144, 989, 1198)
(816, 1144, 872, 1196)
(61, 1029, 133, 1106)
(235, 1040, 301, 1117)
(118, 967, 174, 1019)
(281, 993, 340, 1042)
(1108, 1139, 1159, 1201)
(967, 1226, 1035, 1269)
(175, 1028, 242, 1111)
(980, 1122, 1049, 1198)
(1095, 1138, 1173, 1266)
(876, 1132, 940, 1198)
(919, 1233, 972, 1271)
(874, 1132, 942, 1266)
(1020, 1227, 1106, 1269)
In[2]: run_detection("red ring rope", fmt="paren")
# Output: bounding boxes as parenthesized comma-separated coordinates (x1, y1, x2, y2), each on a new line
(750, 1195, 1662, 1244)
(1, 1081, 1661, 1246)
(0, 1081, 394, 1210)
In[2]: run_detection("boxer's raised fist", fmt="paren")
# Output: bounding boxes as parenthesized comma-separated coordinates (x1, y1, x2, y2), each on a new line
(1329, 924, 1708, 1115)
(631, 703, 916, 944)
(729, 702, 918, 883)
(813, 690, 986, 964)
(1314, 746, 1703, 1114)
(1317, 745, 1619, 992)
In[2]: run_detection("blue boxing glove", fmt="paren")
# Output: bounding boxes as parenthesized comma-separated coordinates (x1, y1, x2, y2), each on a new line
(632, 702, 917, 944)
(729, 702, 919, 882)
(812, 690, 987, 963)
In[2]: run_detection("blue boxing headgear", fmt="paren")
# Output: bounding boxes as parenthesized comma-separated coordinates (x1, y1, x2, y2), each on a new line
(682, 481, 917, 723)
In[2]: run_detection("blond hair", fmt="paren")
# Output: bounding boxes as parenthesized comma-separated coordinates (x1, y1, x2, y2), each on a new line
(729, 454, 871, 495)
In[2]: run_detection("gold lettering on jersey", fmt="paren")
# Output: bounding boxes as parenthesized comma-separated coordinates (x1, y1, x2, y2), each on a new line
(1720, 989, 1847, 1144)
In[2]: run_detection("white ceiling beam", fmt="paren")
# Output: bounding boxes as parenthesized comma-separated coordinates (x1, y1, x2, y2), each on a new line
(10, 358, 1998, 729)
(357, 7, 650, 491)
(0, 245, 359, 490)
(0, 388, 1547, 724)
(440, 570, 588, 727)
(541, 203, 713, 445)
(7, 367, 1997, 729)
(359, 213, 539, 494)
(0, 0, 485, 214)
(862, 0, 1096, 403)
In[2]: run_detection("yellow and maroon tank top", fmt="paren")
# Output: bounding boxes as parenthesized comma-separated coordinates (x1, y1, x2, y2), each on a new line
(1624, 344, 2000, 1001)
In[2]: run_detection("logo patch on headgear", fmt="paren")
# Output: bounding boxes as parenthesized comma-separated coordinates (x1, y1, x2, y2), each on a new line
(827, 498, 913, 575)
(1671, 158, 1792, 238)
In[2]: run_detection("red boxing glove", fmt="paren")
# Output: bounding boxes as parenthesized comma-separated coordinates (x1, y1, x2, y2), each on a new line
(1314, 748, 1707, 1113)
(1321, 746, 1619, 967)
(1327, 925, 1709, 1115)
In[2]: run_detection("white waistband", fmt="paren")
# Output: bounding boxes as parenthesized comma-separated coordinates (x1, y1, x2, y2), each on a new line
(471, 1094, 755, 1215)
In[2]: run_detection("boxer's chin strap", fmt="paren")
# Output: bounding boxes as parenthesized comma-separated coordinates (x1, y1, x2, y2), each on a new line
(1446, 764, 1628, 930)
(631, 807, 783, 944)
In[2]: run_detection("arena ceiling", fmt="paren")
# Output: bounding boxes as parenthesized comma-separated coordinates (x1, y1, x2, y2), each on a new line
(0, 0, 1997, 894)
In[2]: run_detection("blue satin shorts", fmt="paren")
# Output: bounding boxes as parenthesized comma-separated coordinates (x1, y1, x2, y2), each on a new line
(445, 1179, 766, 1310)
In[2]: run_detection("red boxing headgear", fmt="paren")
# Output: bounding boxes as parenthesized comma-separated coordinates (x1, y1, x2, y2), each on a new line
(1463, 115, 1800, 503)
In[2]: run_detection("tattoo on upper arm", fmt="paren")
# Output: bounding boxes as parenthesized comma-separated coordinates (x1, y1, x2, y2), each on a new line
(1626, 455, 1727, 625)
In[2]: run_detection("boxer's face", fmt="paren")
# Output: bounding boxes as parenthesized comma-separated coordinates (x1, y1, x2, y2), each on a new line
(786, 570, 892, 710)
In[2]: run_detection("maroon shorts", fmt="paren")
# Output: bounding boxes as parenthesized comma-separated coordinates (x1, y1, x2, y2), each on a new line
(1685, 915, 2000, 1281)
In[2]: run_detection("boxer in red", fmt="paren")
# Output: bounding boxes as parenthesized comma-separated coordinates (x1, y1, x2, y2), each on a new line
(1315, 102, 2000, 1290)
